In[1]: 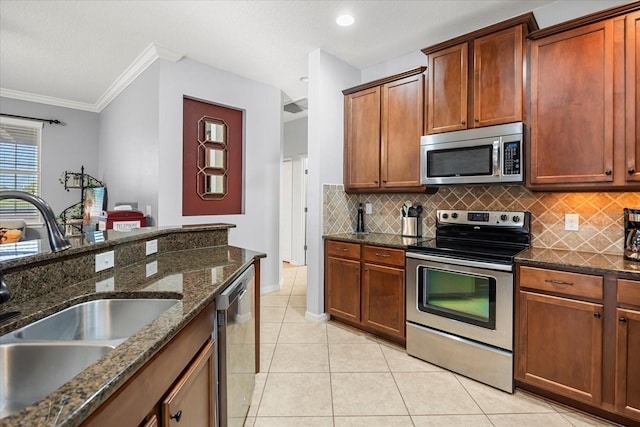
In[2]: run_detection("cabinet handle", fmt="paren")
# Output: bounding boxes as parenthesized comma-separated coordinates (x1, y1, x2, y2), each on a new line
(594, 312, 601, 319)
(605, 169, 612, 176)
(544, 279, 573, 286)
(619, 317, 627, 323)
(355, 266, 359, 270)
(374, 180, 379, 184)
(460, 120, 466, 125)
(170, 410, 183, 422)
(336, 247, 348, 252)
(474, 118, 479, 122)
(629, 168, 636, 175)
(383, 180, 387, 183)
(375, 253, 390, 258)
(364, 267, 368, 271)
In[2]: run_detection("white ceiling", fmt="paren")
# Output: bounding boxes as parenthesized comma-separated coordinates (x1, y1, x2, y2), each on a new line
(0, 1, 630, 115)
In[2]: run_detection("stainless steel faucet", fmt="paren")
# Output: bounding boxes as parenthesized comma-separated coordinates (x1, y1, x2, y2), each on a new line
(0, 190, 71, 252)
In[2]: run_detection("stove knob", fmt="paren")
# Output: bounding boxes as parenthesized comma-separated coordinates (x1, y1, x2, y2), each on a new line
(442, 213, 449, 219)
(451, 212, 458, 219)
(500, 214, 508, 221)
(512, 215, 521, 223)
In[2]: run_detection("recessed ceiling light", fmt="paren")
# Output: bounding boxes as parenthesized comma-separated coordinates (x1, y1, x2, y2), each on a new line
(299, 76, 309, 83)
(336, 14, 355, 27)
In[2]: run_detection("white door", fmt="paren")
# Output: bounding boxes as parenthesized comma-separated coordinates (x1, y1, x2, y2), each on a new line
(281, 158, 293, 263)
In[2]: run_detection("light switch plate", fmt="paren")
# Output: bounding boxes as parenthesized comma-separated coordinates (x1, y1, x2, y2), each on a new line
(95, 277, 115, 292)
(146, 260, 158, 277)
(565, 213, 579, 231)
(145, 239, 158, 255)
(95, 251, 115, 272)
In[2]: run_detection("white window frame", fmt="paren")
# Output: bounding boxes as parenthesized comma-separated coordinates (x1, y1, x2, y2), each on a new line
(0, 116, 43, 225)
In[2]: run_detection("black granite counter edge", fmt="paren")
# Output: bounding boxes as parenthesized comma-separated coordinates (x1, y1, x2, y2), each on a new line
(323, 232, 423, 249)
(516, 247, 640, 279)
(0, 246, 264, 427)
(0, 223, 236, 270)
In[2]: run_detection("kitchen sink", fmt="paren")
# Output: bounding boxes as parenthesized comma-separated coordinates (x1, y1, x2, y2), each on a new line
(6, 298, 180, 343)
(0, 342, 114, 418)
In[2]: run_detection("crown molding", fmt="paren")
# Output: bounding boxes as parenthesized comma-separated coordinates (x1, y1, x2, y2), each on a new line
(0, 43, 184, 114)
(0, 88, 100, 112)
(94, 43, 184, 112)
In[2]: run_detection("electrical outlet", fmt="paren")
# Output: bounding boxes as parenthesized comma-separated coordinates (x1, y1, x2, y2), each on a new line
(95, 251, 115, 272)
(365, 203, 372, 214)
(95, 277, 115, 292)
(565, 214, 579, 231)
(145, 239, 158, 255)
(146, 260, 158, 277)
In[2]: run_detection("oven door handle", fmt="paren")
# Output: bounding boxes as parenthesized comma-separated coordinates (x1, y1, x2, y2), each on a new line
(406, 252, 513, 272)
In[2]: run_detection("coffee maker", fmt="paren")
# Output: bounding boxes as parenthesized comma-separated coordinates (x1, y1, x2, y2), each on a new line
(624, 208, 640, 262)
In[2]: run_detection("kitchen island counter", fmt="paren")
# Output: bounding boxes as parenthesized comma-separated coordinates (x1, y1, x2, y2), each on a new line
(0, 225, 264, 426)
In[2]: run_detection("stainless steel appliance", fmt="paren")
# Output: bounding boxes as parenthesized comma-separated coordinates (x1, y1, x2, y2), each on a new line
(624, 208, 640, 262)
(406, 209, 530, 392)
(216, 265, 255, 427)
(420, 122, 524, 185)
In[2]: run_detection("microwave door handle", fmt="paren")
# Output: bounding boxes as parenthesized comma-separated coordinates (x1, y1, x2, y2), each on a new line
(493, 141, 500, 176)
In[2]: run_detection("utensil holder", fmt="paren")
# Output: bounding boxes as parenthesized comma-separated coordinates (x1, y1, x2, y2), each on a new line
(402, 217, 421, 237)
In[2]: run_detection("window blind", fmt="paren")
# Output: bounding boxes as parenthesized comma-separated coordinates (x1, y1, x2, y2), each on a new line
(0, 118, 42, 218)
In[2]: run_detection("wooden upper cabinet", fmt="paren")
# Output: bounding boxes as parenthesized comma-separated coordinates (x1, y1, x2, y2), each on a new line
(344, 87, 381, 189)
(424, 19, 530, 135)
(427, 43, 468, 134)
(626, 11, 640, 183)
(381, 74, 424, 188)
(473, 25, 524, 127)
(343, 67, 427, 193)
(529, 20, 615, 187)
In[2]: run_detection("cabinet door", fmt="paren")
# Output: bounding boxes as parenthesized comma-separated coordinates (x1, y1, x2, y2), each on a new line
(529, 20, 615, 186)
(326, 256, 361, 323)
(616, 308, 640, 421)
(381, 74, 424, 188)
(344, 87, 381, 189)
(427, 43, 468, 134)
(361, 263, 405, 339)
(626, 11, 640, 183)
(473, 25, 523, 127)
(162, 340, 215, 427)
(516, 291, 603, 405)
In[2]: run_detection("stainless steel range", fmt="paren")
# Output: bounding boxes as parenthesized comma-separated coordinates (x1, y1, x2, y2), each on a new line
(406, 209, 530, 393)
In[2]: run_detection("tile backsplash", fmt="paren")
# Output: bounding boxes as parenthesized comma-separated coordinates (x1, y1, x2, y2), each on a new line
(323, 184, 640, 255)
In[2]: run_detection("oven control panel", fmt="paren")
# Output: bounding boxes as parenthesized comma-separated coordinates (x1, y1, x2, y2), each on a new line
(437, 209, 527, 227)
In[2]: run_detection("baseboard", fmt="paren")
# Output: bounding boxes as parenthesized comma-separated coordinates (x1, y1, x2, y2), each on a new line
(260, 282, 281, 295)
(305, 312, 329, 323)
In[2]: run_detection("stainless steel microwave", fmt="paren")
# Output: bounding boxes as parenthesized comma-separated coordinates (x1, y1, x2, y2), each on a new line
(420, 122, 524, 185)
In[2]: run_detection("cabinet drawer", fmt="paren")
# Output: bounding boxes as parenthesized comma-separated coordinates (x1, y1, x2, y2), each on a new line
(326, 240, 361, 259)
(362, 245, 405, 267)
(617, 278, 640, 306)
(519, 266, 603, 300)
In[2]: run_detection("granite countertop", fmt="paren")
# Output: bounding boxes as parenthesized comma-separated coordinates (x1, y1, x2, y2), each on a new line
(0, 242, 263, 426)
(516, 247, 640, 279)
(323, 232, 423, 249)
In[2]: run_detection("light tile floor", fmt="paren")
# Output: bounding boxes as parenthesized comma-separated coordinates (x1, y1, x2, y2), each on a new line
(245, 263, 619, 427)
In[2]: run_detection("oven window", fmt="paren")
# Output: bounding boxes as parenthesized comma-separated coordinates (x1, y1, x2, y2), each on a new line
(417, 267, 496, 329)
(426, 145, 493, 177)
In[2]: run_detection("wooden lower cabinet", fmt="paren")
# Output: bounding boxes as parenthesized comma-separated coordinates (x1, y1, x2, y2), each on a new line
(517, 265, 640, 425)
(516, 291, 603, 405)
(362, 262, 405, 338)
(326, 255, 361, 323)
(325, 239, 405, 343)
(162, 340, 215, 426)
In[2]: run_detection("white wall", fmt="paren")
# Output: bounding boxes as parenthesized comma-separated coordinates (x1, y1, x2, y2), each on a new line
(306, 49, 360, 318)
(0, 97, 100, 218)
(283, 117, 308, 158)
(98, 62, 160, 222)
(156, 58, 282, 292)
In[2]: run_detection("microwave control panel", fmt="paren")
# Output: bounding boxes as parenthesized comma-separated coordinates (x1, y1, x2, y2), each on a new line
(503, 141, 521, 176)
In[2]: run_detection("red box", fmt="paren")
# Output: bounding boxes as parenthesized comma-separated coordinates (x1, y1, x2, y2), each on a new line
(105, 210, 146, 231)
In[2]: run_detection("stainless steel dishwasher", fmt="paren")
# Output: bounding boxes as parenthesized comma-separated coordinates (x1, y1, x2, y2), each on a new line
(215, 264, 255, 427)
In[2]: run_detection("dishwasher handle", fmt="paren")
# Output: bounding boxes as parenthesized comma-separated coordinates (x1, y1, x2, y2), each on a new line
(216, 265, 255, 310)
